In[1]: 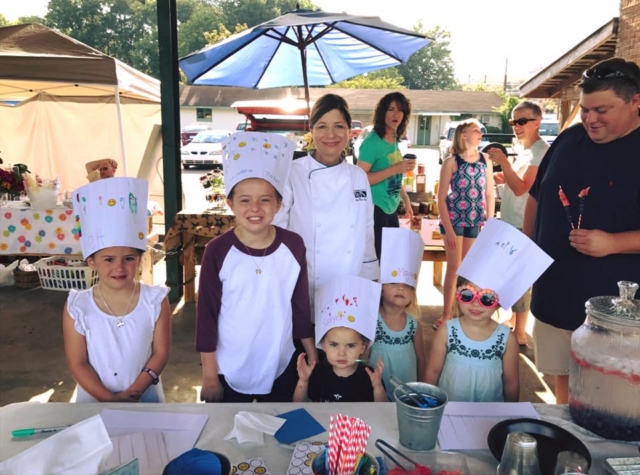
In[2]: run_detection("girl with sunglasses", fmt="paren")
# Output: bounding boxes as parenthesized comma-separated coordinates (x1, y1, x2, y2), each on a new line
(435, 119, 495, 330)
(425, 279, 520, 402)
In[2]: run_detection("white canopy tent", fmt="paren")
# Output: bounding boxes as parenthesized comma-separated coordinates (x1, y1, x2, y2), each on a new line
(0, 23, 163, 195)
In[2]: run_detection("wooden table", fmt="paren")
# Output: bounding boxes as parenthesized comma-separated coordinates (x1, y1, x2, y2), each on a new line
(165, 209, 446, 303)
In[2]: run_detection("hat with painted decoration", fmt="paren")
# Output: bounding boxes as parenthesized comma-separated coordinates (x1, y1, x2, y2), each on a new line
(73, 177, 148, 259)
(457, 218, 553, 310)
(222, 131, 295, 196)
(380, 227, 424, 288)
(315, 275, 382, 349)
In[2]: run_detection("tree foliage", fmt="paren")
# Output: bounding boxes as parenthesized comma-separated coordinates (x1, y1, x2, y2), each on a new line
(330, 68, 405, 89)
(397, 23, 457, 90)
(494, 94, 521, 133)
(0, 14, 9, 27)
(216, 0, 314, 30)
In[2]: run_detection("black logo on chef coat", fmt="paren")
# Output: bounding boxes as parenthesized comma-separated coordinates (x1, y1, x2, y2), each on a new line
(354, 189, 367, 201)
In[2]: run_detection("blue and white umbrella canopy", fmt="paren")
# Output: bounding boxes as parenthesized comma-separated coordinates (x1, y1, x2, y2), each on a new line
(179, 9, 431, 105)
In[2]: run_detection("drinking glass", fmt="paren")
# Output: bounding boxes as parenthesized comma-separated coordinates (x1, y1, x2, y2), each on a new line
(553, 450, 588, 474)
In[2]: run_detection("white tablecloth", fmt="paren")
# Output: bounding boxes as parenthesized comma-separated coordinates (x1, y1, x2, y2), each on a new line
(0, 402, 637, 474)
(0, 204, 80, 255)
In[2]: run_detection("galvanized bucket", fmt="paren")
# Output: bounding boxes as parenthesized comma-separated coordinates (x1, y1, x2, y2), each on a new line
(394, 382, 448, 451)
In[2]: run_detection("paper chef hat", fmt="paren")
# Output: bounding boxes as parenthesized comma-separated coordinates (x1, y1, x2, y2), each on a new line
(222, 131, 295, 196)
(315, 275, 382, 349)
(73, 177, 148, 259)
(380, 228, 424, 288)
(457, 218, 554, 310)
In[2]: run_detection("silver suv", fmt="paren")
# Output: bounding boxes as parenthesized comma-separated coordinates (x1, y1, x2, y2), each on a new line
(438, 121, 489, 164)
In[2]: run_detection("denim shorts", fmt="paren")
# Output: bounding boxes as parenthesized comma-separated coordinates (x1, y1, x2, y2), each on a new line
(439, 223, 480, 238)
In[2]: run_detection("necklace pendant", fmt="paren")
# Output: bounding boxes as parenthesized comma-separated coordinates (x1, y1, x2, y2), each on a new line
(117, 319, 125, 328)
(255, 268, 262, 275)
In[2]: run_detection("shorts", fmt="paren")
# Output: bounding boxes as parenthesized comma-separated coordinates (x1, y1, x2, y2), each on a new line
(511, 287, 532, 313)
(439, 223, 480, 238)
(532, 318, 573, 375)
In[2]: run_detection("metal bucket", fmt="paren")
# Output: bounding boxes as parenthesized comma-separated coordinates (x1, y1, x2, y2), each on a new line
(394, 382, 448, 451)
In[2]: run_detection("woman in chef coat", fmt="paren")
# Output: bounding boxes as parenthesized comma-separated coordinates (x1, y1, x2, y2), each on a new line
(274, 94, 379, 318)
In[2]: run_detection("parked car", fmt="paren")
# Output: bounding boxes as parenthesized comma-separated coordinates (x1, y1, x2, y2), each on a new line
(539, 119, 559, 145)
(180, 124, 212, 146)
(438, 121, 490, 164)
(352, 125, 411, 164)
(180, 129, 231, 169)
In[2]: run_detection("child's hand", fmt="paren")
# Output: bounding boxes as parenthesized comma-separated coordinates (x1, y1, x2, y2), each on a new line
(201, 380, 224, 402)
(296, 352, 316, 382)
(113, 389, 142, 402)
(365, 358, 384, 389)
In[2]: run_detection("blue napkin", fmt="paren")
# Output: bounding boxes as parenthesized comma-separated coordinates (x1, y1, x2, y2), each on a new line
(273, 408, 326, 444)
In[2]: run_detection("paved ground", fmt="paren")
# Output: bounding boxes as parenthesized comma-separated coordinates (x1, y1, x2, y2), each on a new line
(0, 259, 556, 407)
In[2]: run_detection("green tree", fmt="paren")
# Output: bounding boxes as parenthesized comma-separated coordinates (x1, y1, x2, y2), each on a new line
(216, 0, 315, 30)
(397, 23, 457, 90)
(177, 0, 223, 58)
(494, 94, 521, 133)
(0, 13, 10, 26)
(330, 68, 405, 89)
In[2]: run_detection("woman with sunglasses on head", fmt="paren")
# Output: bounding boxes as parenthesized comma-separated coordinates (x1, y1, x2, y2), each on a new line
(435, 119, 495, 330)
(425, 279, 520, 402)
(487, 101, 549, 346)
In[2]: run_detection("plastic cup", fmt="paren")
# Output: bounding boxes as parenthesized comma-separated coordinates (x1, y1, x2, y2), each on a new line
(310, 447, 380, 475)
(497, 432, 541, 475)
(553, 450, 589, 474)
(394, 382, 448, 451)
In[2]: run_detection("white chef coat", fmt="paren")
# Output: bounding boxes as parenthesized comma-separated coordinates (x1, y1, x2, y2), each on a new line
(274, 154, 379, 318)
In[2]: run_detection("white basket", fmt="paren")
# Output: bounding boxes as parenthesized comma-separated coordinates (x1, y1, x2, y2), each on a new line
(34, 257, 98, 291)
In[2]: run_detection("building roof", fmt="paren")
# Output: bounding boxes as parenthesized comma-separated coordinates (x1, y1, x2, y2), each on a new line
(519, 18, 618, 99)
(179, 85, 503, 114)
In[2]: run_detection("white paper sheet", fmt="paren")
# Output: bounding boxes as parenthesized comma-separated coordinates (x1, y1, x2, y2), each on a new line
(100, 410, 208, 461)
(437, 402, 540, 450)
(457, 219, 553, 309)
(103, 431, 169, 475)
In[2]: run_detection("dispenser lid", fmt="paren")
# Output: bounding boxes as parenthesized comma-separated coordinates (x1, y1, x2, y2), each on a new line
(586, 281, 640, 324)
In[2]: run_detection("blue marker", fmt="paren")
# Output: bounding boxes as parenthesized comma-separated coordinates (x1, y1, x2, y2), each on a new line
(12, 425, 71, 438)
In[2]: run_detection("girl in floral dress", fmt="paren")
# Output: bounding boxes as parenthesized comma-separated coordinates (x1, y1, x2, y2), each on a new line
(435, 119, 495, 330)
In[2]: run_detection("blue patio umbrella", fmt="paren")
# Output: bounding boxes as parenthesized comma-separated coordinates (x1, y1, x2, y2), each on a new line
(179, 8, 431, 114)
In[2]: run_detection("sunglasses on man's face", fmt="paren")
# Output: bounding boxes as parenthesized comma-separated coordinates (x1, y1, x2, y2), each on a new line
(582, 67, 638, 87)
(509, 118, 537, 127)
(456, 287, 499, 308)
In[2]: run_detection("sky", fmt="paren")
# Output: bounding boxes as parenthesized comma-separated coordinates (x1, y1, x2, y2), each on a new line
(2, 0, 622, 84)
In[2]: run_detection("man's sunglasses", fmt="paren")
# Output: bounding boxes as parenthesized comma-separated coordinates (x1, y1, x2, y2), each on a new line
(582, 67, 639, 87)
(456, 287, 499, 308)
(509, 118, 537, 127)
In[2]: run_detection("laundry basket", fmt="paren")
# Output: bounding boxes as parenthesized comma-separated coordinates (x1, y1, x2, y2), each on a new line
(34, 257, 98, 291)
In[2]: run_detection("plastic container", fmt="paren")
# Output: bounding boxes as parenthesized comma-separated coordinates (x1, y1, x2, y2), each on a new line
(383, 451, 469, 475)
(569, 281, 640, 441)
(311, 447, 379, 475)
(34, 257, 98, 291)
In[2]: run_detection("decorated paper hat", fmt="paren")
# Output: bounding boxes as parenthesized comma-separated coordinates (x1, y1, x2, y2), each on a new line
(315, 275, 382, 349)
(457, 218, 553, 309)
(73, 177, 148, 259)
(380, 227, 424, 288)
(222, 131, 295, 196)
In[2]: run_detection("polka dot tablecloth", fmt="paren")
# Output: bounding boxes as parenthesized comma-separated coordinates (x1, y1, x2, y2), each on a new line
(0, 206, 81, 255)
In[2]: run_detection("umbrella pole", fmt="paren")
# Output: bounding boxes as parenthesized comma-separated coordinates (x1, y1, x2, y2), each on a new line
(114, 84, 128, 176)
(297, 28, 311, 121)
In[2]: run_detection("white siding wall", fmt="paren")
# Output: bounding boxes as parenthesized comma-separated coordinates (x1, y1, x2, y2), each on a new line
(179, 107, 247, 133)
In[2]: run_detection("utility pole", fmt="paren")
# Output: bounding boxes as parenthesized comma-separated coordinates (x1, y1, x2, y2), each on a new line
(503, 57, 508, 93)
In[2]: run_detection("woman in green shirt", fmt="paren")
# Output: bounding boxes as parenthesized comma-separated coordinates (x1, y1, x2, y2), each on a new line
(357, 92, 415, 259)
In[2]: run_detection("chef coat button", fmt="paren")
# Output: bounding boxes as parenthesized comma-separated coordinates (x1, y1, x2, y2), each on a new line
(316, 276, 320, 280)
(351, 224, 355, 228)
(317, 223, 321, 228)
(347, 250, 352, 254)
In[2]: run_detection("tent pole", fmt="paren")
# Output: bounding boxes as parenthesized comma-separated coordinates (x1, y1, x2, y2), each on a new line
(114, 84, 128, 176)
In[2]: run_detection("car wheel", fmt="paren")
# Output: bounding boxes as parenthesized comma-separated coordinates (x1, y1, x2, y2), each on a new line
(182, 163, 191, 170)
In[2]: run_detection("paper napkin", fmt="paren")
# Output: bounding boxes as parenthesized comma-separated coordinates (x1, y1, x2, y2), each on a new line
(223, 411, 286, 445)
(274, 408, 326, 444)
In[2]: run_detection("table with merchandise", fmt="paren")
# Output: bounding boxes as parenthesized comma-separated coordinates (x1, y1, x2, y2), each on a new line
(1, 401, 637, 474)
